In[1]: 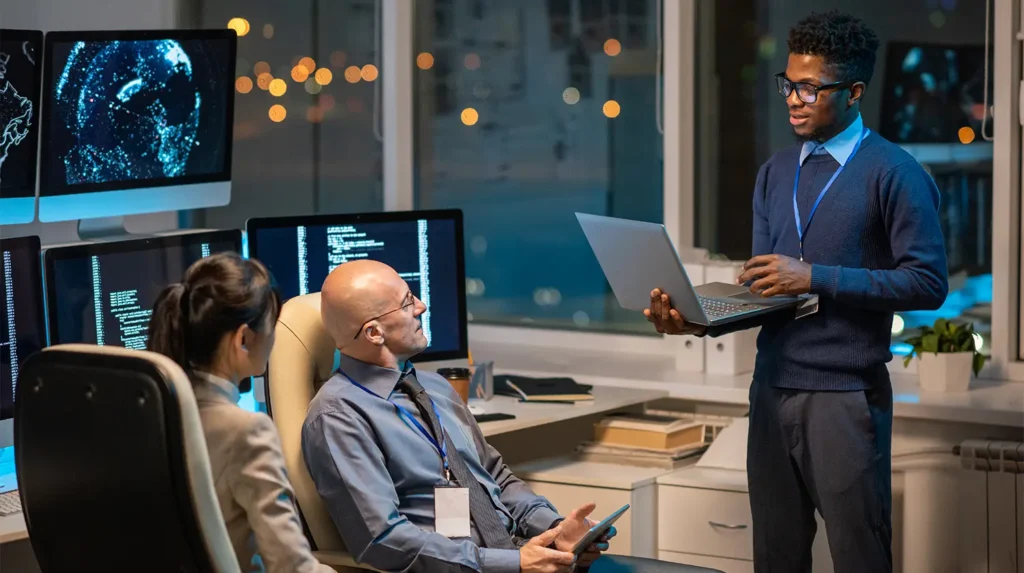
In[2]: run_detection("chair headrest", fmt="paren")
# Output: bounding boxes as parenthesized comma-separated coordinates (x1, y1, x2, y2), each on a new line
(276, 293, 337, 384)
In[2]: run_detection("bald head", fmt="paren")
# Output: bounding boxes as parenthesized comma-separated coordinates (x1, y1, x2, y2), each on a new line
(321, 260, 405, 348)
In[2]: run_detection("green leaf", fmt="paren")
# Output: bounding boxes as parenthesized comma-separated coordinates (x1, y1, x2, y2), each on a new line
(960, 337, 975, 352)
(933, 318, 949, 335)
(972, 353, 987, 377)
(921, 334, 939, 353)
(903, 354, 914, 368)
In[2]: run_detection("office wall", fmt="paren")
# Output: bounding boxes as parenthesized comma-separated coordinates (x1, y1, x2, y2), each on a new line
(0, 0, 180, 246)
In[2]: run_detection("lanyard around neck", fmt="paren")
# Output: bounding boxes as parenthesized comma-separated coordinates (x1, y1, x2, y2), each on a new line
(792, 127, 868, 261)
(338, 369, 451, 480)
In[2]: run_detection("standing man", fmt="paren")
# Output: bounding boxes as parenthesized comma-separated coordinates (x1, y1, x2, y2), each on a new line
(646, 10, 948, 573)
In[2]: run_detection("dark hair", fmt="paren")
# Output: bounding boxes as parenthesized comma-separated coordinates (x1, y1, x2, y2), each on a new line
(147, 252, 281, 372)
(788, 10, 880, 85)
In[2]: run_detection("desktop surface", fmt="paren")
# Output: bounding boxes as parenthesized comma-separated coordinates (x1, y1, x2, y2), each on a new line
(248, 210, 468, 361)
(44, 230, 241, 348)
(0, 30, 43, 225)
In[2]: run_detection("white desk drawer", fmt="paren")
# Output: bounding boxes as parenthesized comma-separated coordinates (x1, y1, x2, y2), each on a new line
(658, 550, 753, 573)
(525, 481, 636, 556)
(658, 486, 753, 560)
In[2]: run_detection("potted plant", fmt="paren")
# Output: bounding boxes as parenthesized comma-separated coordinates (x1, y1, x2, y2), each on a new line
(903, 319, 986, 392)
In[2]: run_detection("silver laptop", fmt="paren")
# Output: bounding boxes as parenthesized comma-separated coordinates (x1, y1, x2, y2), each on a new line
(576, 213, 800, 327)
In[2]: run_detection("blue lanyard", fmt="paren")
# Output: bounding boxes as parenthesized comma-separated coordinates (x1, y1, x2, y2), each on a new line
(792, 128, 867, 261)
(338, 369, 451, 480)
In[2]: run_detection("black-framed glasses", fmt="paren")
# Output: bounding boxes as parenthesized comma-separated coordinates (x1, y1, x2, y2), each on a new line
(353, 292, 418, 339)
(775, 73, 853, 104)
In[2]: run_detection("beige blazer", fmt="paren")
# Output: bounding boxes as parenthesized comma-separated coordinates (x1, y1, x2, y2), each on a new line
(192, 372, 334, 573)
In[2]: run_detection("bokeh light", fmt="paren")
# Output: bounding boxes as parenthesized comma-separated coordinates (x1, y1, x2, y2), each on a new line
(269, 78, 287, 97)
(227, 18, 250, 37)
(268, 104, 286, 122)
(253, 61, 271, 76)
(257, 73, 274, 90)
(316, 68, 335, 85)
(461, 107, 479, 126)
(344, 66, 362, 83)
(305, 78, 323, 95)
(958, 126, 976, 144)
(360, 65, 378, 82)
(464, 53, 481, 70)
(562, 87, 581, 105)
(235, 76, 253, 94)
(603, 39, 621, 56)
(416, 52, 435, 70)
(298, 57, 317, 74)
(262, 24, 274, 39)
(291, 65, 310, 82)
(603, 100, 621, 118)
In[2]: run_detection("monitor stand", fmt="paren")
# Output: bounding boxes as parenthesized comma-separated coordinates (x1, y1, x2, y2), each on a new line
(77, 216, 147, 242)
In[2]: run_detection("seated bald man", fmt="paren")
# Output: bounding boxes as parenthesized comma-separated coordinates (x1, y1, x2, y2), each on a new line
(302, 260, 613, 573)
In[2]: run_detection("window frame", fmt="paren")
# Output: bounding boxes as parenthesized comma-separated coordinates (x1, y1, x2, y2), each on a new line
(382, 0, 1024, 381)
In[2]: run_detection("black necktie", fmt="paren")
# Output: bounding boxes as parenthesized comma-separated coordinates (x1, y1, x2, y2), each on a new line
(398, 374, 516, 550)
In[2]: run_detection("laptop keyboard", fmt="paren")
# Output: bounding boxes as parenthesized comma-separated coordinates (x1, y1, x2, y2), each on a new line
(698, 296, 752, 319)
(0, 490, 21, 516)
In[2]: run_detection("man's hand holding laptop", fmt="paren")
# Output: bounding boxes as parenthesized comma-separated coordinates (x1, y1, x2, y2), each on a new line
(644, 289, 707, 336)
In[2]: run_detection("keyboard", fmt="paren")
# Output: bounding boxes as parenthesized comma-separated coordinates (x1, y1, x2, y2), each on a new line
(0, 490, 21, 516)
(698, 296, 753, 319)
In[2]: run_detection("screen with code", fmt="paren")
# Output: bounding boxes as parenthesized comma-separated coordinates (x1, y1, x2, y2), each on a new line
(1, 236, 45, 421)
(45, 231, 240, 348)
(248, 211, 467, 361)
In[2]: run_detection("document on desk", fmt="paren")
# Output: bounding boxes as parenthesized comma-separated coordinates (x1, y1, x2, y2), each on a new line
(695, 417, 748, 472)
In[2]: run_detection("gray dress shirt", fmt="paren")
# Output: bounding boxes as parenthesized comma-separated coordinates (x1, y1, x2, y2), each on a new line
(302, 355, 562, 573)
(193, 372, 334, 573)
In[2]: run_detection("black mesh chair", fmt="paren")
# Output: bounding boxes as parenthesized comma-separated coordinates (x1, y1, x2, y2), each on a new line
(15, 345, 239, 573)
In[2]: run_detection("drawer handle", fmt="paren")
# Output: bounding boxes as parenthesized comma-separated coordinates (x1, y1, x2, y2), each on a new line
(708, 521, 748, 530)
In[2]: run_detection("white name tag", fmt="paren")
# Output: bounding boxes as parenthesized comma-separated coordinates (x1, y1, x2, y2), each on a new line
(435, 486, 471, 538)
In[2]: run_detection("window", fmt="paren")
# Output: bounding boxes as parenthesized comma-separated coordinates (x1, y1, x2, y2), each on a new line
(695, 1, 995, 356)
(413, 0, 663, 334)
(195, 0, 383, 230)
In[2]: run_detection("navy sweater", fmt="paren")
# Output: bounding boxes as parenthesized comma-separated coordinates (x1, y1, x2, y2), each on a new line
(751, 133, 949, 391)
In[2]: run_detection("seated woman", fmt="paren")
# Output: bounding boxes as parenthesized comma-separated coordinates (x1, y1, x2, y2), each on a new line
(147, 252, 332, 573)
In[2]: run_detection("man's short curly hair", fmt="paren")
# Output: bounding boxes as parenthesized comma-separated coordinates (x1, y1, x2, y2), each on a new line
(788, 10, 880, 85)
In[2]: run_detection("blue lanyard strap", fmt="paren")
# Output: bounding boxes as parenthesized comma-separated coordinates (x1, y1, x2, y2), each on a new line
(792, 128, 867, 261)
(338, 369, 450, 476)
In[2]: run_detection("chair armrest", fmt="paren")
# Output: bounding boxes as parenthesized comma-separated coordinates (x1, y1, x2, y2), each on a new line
(313, 550, 384, 572)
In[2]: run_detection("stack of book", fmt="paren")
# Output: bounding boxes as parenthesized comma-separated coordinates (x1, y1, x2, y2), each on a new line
(576, 412, 730, 469)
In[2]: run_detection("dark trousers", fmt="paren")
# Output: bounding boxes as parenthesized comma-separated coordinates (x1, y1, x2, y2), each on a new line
(747, 380, 893, 573)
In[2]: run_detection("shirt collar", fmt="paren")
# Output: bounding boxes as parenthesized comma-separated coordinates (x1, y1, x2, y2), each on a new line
(799, 113, 867, 166)
(192, 371, 240, 403)
(337, 354, 416, 399)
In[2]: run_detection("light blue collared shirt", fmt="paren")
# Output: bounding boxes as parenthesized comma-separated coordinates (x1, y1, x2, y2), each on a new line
(302, 355, 562, 573)
(799, 113, 870, 166)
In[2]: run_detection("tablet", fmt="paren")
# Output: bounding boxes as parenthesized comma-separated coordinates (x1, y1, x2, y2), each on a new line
(571, 504, 630, 556)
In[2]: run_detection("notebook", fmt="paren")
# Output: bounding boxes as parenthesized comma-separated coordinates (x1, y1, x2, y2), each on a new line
(494, 375, 594, 402)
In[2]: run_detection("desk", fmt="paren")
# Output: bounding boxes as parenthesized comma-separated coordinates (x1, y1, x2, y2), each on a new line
(473, 341, 1024, 573)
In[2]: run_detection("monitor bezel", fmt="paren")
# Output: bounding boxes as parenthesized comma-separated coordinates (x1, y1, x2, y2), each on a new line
(38, 28, 237, 198)
(0, 29, 44, 225)
(43, 229, 242, 345)
(245, 209, 469, 362)
(1, 234, 46, 422)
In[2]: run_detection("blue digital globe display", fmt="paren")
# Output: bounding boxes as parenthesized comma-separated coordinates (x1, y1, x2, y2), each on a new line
(42, 34, 233, 196)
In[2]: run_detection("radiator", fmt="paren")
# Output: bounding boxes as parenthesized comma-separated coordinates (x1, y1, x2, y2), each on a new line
(956, 440, 1024, 573)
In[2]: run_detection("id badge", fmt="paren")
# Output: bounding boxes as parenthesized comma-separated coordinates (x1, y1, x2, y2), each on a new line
(435, 486, 471, 538)
(795, 295, 819, 319)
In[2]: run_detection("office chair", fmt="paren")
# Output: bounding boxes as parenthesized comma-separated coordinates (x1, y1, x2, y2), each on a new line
(14, 345, 239, 573)
(269, 294, 721, 573)
(268, 293, 373, 572)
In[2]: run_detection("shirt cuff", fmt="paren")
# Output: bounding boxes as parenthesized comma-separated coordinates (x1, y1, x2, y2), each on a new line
(480, 548, 521, 573)
(810, 264, 839, 298)
(521, 506, 563, 537)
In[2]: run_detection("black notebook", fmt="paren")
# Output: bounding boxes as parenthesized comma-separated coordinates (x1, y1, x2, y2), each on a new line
(494, 375, 594, 402)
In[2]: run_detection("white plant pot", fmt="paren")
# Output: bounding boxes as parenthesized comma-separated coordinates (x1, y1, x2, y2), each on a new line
(917, 352, 973, 393)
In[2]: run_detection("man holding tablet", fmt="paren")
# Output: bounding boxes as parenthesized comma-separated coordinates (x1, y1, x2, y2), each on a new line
(647, 11, 947, 573)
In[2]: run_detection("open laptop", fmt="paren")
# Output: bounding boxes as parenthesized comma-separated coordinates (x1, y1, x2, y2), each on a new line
(576, 213, 801, 327)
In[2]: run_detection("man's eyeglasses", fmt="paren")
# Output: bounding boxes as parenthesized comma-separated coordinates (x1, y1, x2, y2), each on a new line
(353, 293, 418, 339)
(775, 73, 854, 104)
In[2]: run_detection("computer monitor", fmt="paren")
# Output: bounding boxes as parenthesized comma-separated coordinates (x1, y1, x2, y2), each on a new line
(880, 41, 990, 144)
(37, 29, 237, 223)
(1, 236, 46, 423)
(246, 210, 468, 362)
(44, 230, 242, 348)
(0, 30, 43, 225)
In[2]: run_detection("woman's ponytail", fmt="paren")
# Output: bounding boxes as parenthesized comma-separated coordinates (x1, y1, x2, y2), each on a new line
(148, 283, 191, 370)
